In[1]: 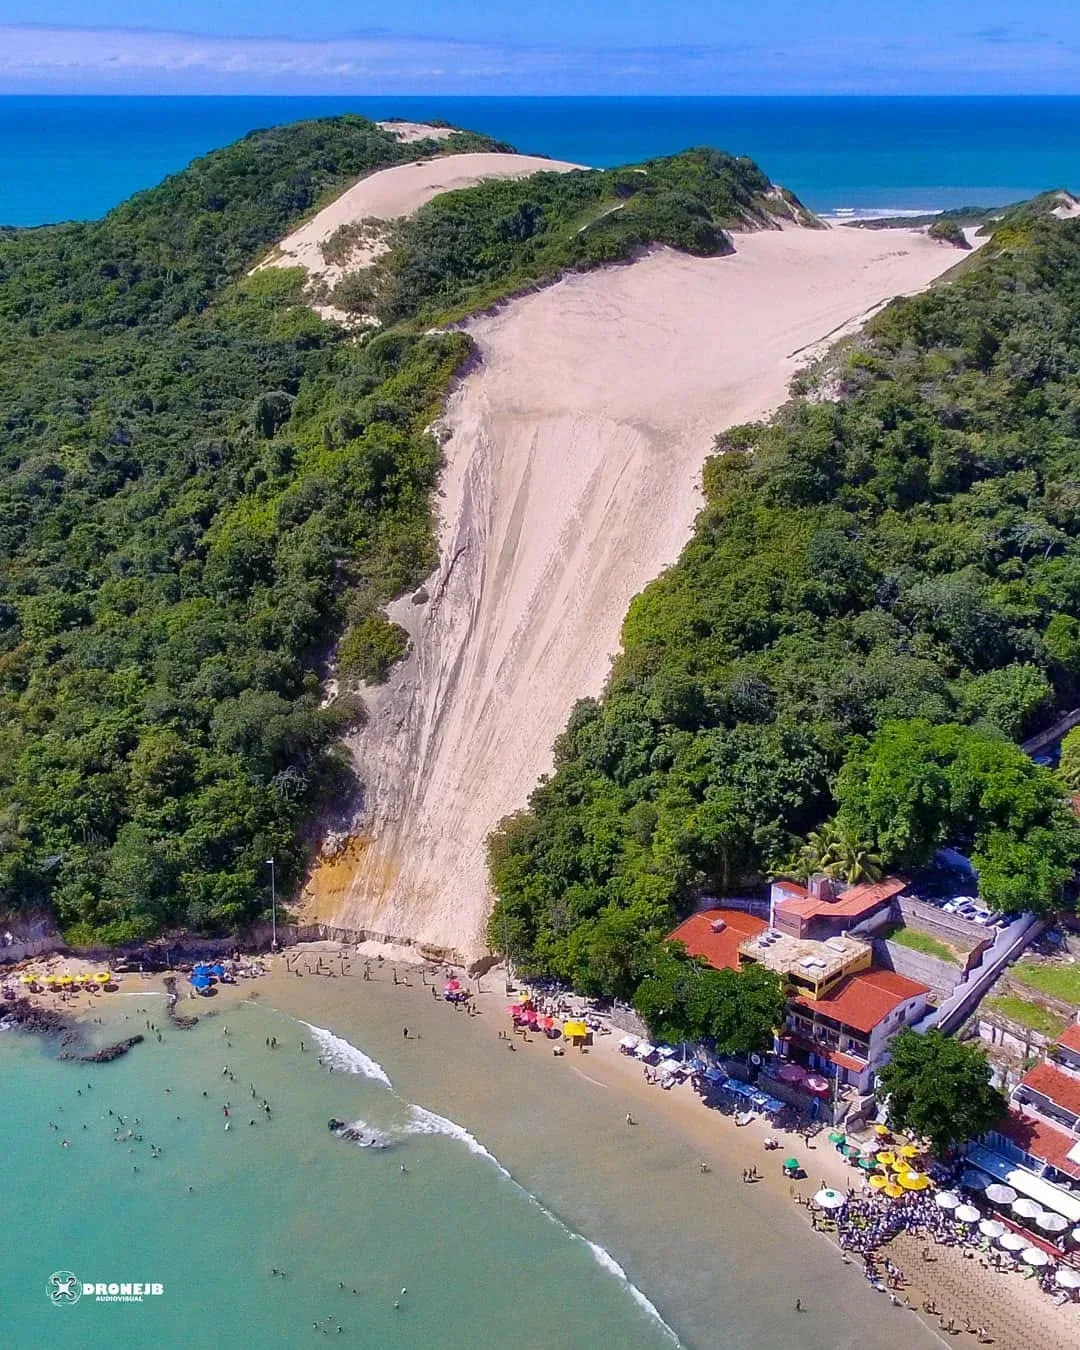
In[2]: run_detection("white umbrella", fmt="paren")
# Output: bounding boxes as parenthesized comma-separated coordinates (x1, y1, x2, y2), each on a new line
(1012, 1197, 1043, 1220)
(814, 1188, 846, 1210)
(955, 1204, 980, 1224)
(985, 1184, 1017, 1205)
(936, 1191, 961, 1210)
(979, 1219, 1005, 1239)
(1036, 1212, 1069, 1234)
(1073, 1226, 1080, 1244)
(1055, 1267, 1080, 1289)
(999, 1232, 1028, 1252)
(1020, 1247, 1049, 1268)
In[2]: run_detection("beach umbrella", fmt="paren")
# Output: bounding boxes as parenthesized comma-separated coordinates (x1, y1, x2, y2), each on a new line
(873, 1123, 890, 1136)
(1055, 1267, 1080, 1289)
(936, 1191, 961, 1210)
(563, 1020, 589, 1039)
(979, 1219, 1005, 1240)
(1036, 1212, 1069, 1235)
(777, 1064, 807, 1083)
(858, 1157, 877, 1171)
(876, 1151, 896, 1166)
(998, 1232, 1027, 1252)
(1012, 1197, 1043, 1221)
(804, 1074, 830, 1095)
(1073, 1227, 1080, 1244)
(883, 1183, 904, 1199)
(955, 1204, 980, 1224)
(505, 1005, 521, 1015)
(95, 973, 111, 985)
(869, 1174, 889, 1191)
(842, 1144, 861, 1158)
(784, 1158, 801, 1171)
(961, 1170, 987, 1191)
(1020, 1248, 1049, 1268)
(897, 1144, 920, 1159)
(814, 1189, 846, 1210)
(828, 1131, 846, 1145)
(898, 1172, 930, 1191)
(985, 1184, 1016, 1205)
(19, 973, 35, 984)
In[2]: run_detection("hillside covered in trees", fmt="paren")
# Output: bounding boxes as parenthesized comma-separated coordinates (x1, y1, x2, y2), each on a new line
(0, 118, 815, 945)
(489, 213, 1080, 1002)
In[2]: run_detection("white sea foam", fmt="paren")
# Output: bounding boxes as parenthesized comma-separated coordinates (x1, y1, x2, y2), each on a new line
(406, 1105, 680, 1343)
(301, 1022, 392, 1087)
(405, 1104, 509, 1175)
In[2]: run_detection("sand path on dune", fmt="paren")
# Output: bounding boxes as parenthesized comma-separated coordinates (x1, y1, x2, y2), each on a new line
(256, 151, 584, 284)
(302, 226, 975, 958)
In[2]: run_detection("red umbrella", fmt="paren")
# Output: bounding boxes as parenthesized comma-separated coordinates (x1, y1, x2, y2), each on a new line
(539, 1016, 554, 1029)
(777, 1064, 807, 1083)
(804, 1074, 831, 1095)
(446, 979, 461, 992)
(506, 1005, 522, 1016)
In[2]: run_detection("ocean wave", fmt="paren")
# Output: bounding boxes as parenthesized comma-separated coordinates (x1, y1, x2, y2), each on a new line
(406, 1104, 679, 1343)
(820, 206, 942, 221)
(301, 1021, 393, 1087)
(405, 1104, 511, 1176)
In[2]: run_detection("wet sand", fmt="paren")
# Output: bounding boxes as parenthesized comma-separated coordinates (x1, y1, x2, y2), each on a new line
(237, 952, 944, 1350)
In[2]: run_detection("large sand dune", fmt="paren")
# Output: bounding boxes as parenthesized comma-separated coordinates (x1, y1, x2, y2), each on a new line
(301, 225, 973, 960)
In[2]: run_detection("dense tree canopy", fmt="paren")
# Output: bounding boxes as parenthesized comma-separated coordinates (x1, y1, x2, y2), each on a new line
(490, 213, 1080, 998)
(0, 116, 498, 942)
(878, 1029, 1007, 1155)
(632, 944, 786, 1053)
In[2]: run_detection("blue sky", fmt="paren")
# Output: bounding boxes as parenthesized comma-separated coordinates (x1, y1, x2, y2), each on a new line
(2, 2, 1080, 94)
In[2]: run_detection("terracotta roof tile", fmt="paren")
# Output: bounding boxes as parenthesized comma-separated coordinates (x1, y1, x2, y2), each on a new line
(775, 877, 906, 923)
(666, 909, 767, 973)
(792, 966, 929, 1035)
(1056, 1023, 1080, 1055)
(997, 1109, 1080, 1180)
(1018, 1062, 1080, 1119)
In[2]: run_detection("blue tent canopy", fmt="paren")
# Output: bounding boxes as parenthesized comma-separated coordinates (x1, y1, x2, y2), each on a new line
(209, 964, 226, 977)
(724, 1079, 755, 1098)
(190, 973, 211, 987)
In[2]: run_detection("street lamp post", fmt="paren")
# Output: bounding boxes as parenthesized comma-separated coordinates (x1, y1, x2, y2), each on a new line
(266, 857, 277, 950)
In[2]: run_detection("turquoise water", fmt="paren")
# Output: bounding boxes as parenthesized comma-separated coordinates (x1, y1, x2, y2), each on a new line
(1, 996, 672, 1350)
(3, 95, 1080, 226)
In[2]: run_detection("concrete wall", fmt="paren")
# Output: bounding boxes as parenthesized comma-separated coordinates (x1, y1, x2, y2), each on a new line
(0, 934, 60, 965)
(919, 913, 1046, 1036)
(977, 1016, 1053, 1062)
(894, 897, 986, 950)
(872, 939, 964, 1002)
(610, 1002, 650, 1039)
(1021, 707, 1080, 757)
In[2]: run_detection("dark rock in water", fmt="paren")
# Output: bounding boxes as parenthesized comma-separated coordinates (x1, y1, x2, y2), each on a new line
(328, 1118, 345, 1132)
(0, 997, 70, 1037)
(163, 975, 198, 1028)
(60, 1035, 144, 1064)
(330, 1120, 393, 1148)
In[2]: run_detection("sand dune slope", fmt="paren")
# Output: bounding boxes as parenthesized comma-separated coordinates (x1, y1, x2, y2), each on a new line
(302, 227, 972, 958)
(256, 152, 584, 284)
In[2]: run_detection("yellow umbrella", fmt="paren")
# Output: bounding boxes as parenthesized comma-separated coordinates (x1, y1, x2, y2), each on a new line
(563, 1020, 589, 1038)
(59, 974, 75, 985)
(869, 1174, 889, 1191)
(883, 1183, 904, 1199)
(898, 1144, 920, 1159)
(873, 1123, 891, 1136)
(19, 973, 36, 984)
(876, 1151, 896, 1166)
(96, 973, 112, 985)
(898, 1171, 930, 1190)
(43, 974, 59, 985)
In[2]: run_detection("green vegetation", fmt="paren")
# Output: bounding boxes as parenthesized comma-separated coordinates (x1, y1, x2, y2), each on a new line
(982, 995, 1067, 1037)
(367, 149, 815, 324)
(927, 219, 971, 249)
(490, 211, 1080, 1001)
(632, 944, 785, 1052)
(882, 926, 960, 965)
(1058, 725, 1080, 789)
(0, 115, 505, 943)
(878, 1029, 1007, 1154)
(1011, 961, 1080, 1005)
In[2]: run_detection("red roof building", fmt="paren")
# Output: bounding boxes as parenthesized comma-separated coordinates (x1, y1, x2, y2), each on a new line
(665, 909, 768, 973)
(995, 1110, 1080, 1182)
(1013, 1061, 1080, 1134)
(770, 876, 907, 940)
(791, 967, 930, 1036)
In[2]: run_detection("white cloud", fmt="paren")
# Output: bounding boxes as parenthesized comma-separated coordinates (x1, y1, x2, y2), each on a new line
(0, 24, 1077, 93)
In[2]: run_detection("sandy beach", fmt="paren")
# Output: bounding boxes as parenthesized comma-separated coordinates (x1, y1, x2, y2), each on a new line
(304, 226, 975, 957)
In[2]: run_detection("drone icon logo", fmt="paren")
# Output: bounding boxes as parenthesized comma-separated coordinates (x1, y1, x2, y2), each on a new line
(47, 1271, 82, 1306)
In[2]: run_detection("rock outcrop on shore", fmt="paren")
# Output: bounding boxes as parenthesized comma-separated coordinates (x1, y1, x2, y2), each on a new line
(1, 995, 145, 1062)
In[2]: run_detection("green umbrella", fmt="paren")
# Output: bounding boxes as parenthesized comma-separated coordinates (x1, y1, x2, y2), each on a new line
(842, 1144, 861, 1157)
(858, 1157, 876, 1170)
(828, 1131, 846, 1145)
(784, 1158, 800, 1170)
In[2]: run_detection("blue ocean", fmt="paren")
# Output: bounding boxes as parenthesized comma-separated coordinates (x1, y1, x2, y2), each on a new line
(3, 95, 1080, 227)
